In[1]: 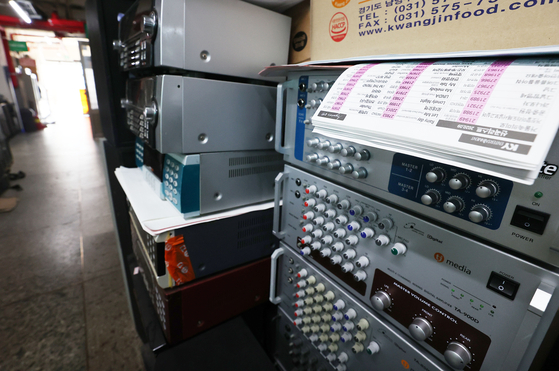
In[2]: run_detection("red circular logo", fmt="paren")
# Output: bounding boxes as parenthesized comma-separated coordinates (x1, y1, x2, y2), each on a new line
(329, 12, 348, 42)
(434, 253, 445, 263)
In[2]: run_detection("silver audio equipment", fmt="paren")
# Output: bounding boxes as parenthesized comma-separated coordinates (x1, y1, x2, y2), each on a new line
(270, 244, 451, 371)
(276, 71, 559, 267)
(115, 0, 290, 82)
(272, 165, 559, 371)
(160, 150, 282, 217)
(123, 75, 276, 154)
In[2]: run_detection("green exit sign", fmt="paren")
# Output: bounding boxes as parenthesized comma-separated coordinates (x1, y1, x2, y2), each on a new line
(8, 41, 28, 52)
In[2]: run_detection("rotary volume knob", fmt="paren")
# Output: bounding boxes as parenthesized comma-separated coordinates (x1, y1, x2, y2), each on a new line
(469, 205, 491, 223)
(475, 180, 499, 198)
(370, 291, 391, 311)
(443, 197, 464, 214)
(340, 146, 356, 157)
(425, 168, 445, 183)
(354, 149, 370, 161)
(421, 190, 440, 205)
(408, 317, 433, 341)
(444, 342, 472, 370)
(448, 174, 470, 190)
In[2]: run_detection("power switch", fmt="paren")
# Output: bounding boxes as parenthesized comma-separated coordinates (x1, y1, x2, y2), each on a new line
(510, 205, 550, 235)
(487, 272, 520, 300)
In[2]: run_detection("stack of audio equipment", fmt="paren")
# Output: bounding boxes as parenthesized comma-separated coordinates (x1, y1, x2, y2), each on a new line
(116, 0, 291, 344)
(268, 66, 559, 371)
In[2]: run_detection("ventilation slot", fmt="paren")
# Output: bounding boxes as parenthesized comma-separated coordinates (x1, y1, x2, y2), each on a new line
(229, 154, 283, 167)
(237, 233, 271, 250)
(238, 216, 268, 229)
(229, 164, 283, 178)
(238, 223, 272, 239)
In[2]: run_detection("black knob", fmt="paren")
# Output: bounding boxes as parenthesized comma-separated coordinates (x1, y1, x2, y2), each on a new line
(443, 197, 464, 214)
(420, 190, 441, 205)
(425, 168, 445, 183)
(469, 205, 491, 223)
(449, 174, 470, 190)
(476, 180, 499, 198)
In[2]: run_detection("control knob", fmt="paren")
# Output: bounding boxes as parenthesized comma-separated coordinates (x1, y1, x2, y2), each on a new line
(353, 270, 367, 282)
(340, 146, 356, 157)
(305, 185, 318, 195)
(391, 242, 408, 256)
(327, 160, 342, 170)
(317, 140, 331, 150)
(408, 317, 433, 341)
(141, 13, 157, 34)
(449, 174, 470, 190)
(307, 138, 320, 147)
(378, 217, 394, 230)
(329, 143, 343, 153)
(476, 180, 499, 198)
(319, 248, 332, 258)
(341, 263, 354, 273)
(306, 153, 319, 162)
(316, 157, 330, 166)
(360, 228, 375, 239)
(370, 291, 391, 311)
(330, 255, 343, 265)
(338, 200, 351, 210)
(469, 205, 491, 223)
(326, 194, 339, 205)
(444, 342, 472, 370)
(362, 212, 378, 223)
(375, 234, 390, 247)
(352, 167, 368, 179)
(304, 199, 316, 207)
(354, 149, 371, 161)
(324, 209, 337, 219)
(339, 164, 354, 175)
(443, 197, 465, 214)
(421, 190, 441, 205)
(349, 205, 363, 216)
(316, 189, 328, 199)
(333, 228, 346, 239)
(366, 341, 381, 355)
(355, 256, 370, 268)
(425, 168, 445, 183)
(332, 242, 344, 252)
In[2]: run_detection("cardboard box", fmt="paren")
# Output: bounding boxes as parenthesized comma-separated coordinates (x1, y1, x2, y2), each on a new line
(310, 0, 559, 61)
(285, 0, 311, 64)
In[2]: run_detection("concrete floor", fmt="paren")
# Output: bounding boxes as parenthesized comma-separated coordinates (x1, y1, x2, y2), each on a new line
(0, 118, 145, 370)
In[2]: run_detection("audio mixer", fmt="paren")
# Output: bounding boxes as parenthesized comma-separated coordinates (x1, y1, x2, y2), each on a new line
(275, 70, 559, 268)
(270, 244, 452, 371)
(271, 164, 559, 370)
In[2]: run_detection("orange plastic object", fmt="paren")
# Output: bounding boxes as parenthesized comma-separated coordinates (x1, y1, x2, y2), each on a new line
(164, 235, 196, 285)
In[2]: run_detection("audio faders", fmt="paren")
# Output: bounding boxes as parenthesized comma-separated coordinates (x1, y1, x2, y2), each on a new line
(272, 165, 559, 370)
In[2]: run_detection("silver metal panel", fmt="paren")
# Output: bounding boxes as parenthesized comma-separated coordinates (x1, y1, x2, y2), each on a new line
(279, 70, 559, 267)
(274, 165, 559, 371)
(273, 245, 451, 371)
(181, 77, 276, 153)
(157, 75, 184, 153)
(153, 0, 290, 82)
(198, 150, 283, 214)
(154, 0, 185, 72)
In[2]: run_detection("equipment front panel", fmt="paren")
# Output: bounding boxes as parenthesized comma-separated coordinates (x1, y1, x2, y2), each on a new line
(272, 244, 450, 371)
(273, 165, 559, 371)
(278, 71, 559, 267)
